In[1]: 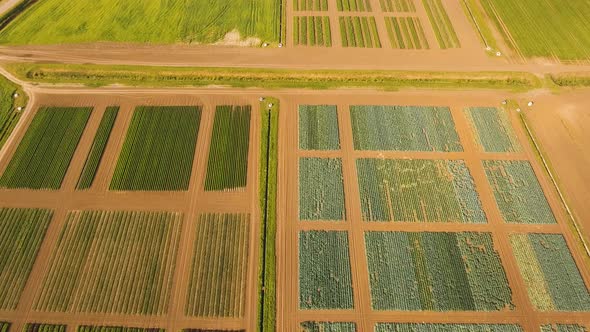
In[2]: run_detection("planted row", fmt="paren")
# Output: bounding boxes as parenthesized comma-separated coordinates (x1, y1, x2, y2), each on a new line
(337, 0, 372, 11)
(301, 322, 356, 332)
(293, 16, 332, 47)
(299, 158, 346, 221)
(380, 0, 416, 12)
(294, 0, 328, 11)
(375, 324, 523, 331)
(23, 324, 66, 332)
(422, 0, 460, 48)
(79, 327, 163, 332)
(464, 107, 520, 153)
(385, 17, 429, 49)
(339, 16, 381, 48)
(298, 104, 340, 150)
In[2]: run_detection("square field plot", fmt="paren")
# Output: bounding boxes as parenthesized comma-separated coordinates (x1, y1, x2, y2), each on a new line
(34, 210, 183, 315)
(0, 208, 53, 310)
(385, 17, 430, 49)
(299, 230, 354, 309)
(380, 0, 416, 12)
(186, 213, 250, 318)
(464, 107, 520, 153)
(511, 233, 590, 311)
(483, 160, 556, 224)
(350, 105, 462, 151)
(110, 106, 201, 191)
(299, 158, 346, 221)
(294, 17, 332, 47)
(337, 0, 372, 11)
(294, 0, 328, 11)
(375, 323, 523, 332)
(23, 324, 65, 332)
(356, 159, 485, 223)
(365, 231, 513, 311)
(301, 322, 356, 332)
(339, 17, 381, 48)
(299, 105, 340, 150)
(0, 107, 92, 189)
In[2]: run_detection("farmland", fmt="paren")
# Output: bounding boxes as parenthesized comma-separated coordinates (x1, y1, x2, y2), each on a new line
(23, 324, 66, 332)
(356, 159, 485, 222)
(0, 323, 8, 332)
(294, 0, 328, 11)
(0, 107, 92, 189)
(339, 17, 381, 48)
(110, 106, 201, 191)
(0, 74, 27, 150)
(299, 158, 346, 221)
(375, 324, 523, 331)
(385, 17, 430, 50)
(380, 0, 415, 12)
(79, 327, 163, 332)
(34, 210, 182, 315)
(293, 16, 332, 47)
(464, 107, 520, 153)
(0, 208, 52, 310)
(205, 105, 251, 191)
(541, 325, 587, 332)
(301, 322, 356, 332)
(186, 213, 250, 318)
(336, 0, 372, 12)
(422, 0, 460, 48)
(299, 105, 340, 150)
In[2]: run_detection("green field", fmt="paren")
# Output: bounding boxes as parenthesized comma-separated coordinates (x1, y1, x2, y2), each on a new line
(186, 213, 250, 318)
(483, 160, 556, 224)
(79, 327, 163, 332)
(511, 233, 590, 311)
(294, 0, 328, 11)
(0, 0, 281, 45)
(76, 106, 118, 189)
(365, 231, 513, 311)
(0, 74, 27, 151)
(0, 323, 8, 332)
(357, 159, 485, 223)
(110, 106, 201, 191)
(422, 0, 460, 49)
(540, 325, 587, 332)
(34, 210, 183, 315)
(301, 322, 356, 332)
(380, 0, 415, 12)
(299, 158, 346, 221)
(293, 16, 332, 47)
(375, 324, 523, 332)
(0, 208, 52, 310)
(299, 230, 354, 309)
(339, 16, 381, 48)
(464, 107, 520, 153)
(350, 105, 462, 151)
(337, 0, 372, 11)
(299, 105, 340, 150)
(0, 106, 92, 189)
(23, 324, 66, 332)
(385, 17, 429, 49)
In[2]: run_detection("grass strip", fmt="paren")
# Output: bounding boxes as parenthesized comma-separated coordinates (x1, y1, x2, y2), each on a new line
(0, 73, 28, 150)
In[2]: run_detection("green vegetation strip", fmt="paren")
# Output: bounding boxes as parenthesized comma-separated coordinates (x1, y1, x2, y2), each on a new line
(299, 104, 340, 150)
(464, 107, 520, 153)
(186, 213, 250, 318)
(79, 327, 163, 332)
(375, 323, 523, 331)
(380, 0, 415, 12)
(34, 210, 183, 314)
(541, 324, 587, 332)
(76, 106, 118, 189)
(385, 17, 429, 49)
(299, 158, 346, 221)
(0, 322, 9, 332)
(422, 0, 460, 49)
(0, 208, 53, 310)
(5, 63, 541, 91)
(183, 330, 244, 332)
(548, 73, 590, 87)
(294, 16, 332, 47)
(0, 106, 92, 189)
(337, 0, 372, 12)
(23, 324, 66, 332)
(301, 322, 356, 332)
(110, 106, 201, 191)
(339, 16, 381, 48)
(0, 74, 27, 150)
(294, 0, 328, 11)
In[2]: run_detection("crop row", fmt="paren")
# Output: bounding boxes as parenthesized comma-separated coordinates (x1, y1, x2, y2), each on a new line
(337, 0, 372, 12)
(79, 326, 163, 332)
(34, 210, 182, 315)
(0, 323, 8, 332)
(464, 107, 520, 153)
(356, 158, 486, 223)
(380, 0, 415, 12)
(205, 105, 251, 191)
(186, 213, 250, 318)
(293, 16, 332, 47)
(298, 104, 340, 150)
(0, 208, 53, 310)
(385, 17, 429, 49)
(339, 16, 381, 48)
(0, 107, 92, 189)
(375, 324, 523, 331)
(540, 324, 587, 332)
(422, 0, 460, 48)
(110, 106, 201, 191)
(301, 322, 356, 332)
(299, 158, 346, 221)
(77, 106, 119, 189)
(294, 0, 328, 11)
(23, 324, 66, 332)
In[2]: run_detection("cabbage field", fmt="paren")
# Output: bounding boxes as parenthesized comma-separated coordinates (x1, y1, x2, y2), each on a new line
(299, 157, 346, 221)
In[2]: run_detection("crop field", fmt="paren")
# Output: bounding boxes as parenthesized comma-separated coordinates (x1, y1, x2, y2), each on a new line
(380, 0, 416, 12)
(186, 213, 250, 318)
(0, 74, 27, 150)
(79, 327, 163, 332)
(294, 0, 328, 11)
(384, 17, 429, 49)
(478, 0, 590, 61)
(337, 0, 372, 12)
(299, 158, 345, 221)
(365, 231, 513, 311)
(356, 159, 485, 222)
(293, 16, 332, 47)
(540, 325, 587, 332)
(0, 208, 52, 310)
(33, 210, 182, 315)
(0, 323, 8, 332)
(299, 105, 340, 150)
(0, 0, 282, 45)
(483, 160, 556, 224)
(205, 105, 251, 191)
(464, 107, 520, 153)
(422, 0, 460, 49)
(0, 107, 92, 190)
(183, 330, 245, 332)
(23, 324, 66, 332)
(299, 230, 354, 309)
(300, 322, 356, 331)
(110, 106, 201, 191)
(375, 324, 523, 331)
(511, 233, 590, 311)
(76, 106, 118, 189)
(350, 105, 462, 151)
(339, 17, 381, 48)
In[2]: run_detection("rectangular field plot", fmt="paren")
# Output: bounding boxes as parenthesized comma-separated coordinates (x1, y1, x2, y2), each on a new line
(0, 208, 52, 310)
(541, 325, 587, 332)
(365, 231, 513, 311)
(110, 106, 201, 191)
(205, 105, 251, 191)
(34, 210, 183, 315)
(380, 0, 416, 12)
(385, 17, 429, 49)
(422, 0, 460, 49)
(301, 322, 356, 332)
(299, 105, 340, 150)
(483, 160, 556, 224)
(80, 327, 163, 332)
(337, 0, 372, 11)
(350, 105, 462, 151)
(23, 324, 66, 332)
(375, 323, 523, 332)
(0, 107, 92, 189)
(294, 16, 332, 47)
(356, 159, 485, 223)
(511, 233, 590, 311)
(299, 158, 346, 221)
(294, 0, 328, 11)
(299, 230, 354, 309)
(77, 106, 119, 189)
(339, 17, 381, 48)
(186, 213, 250, 318)
(464, 107, 520, 153)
